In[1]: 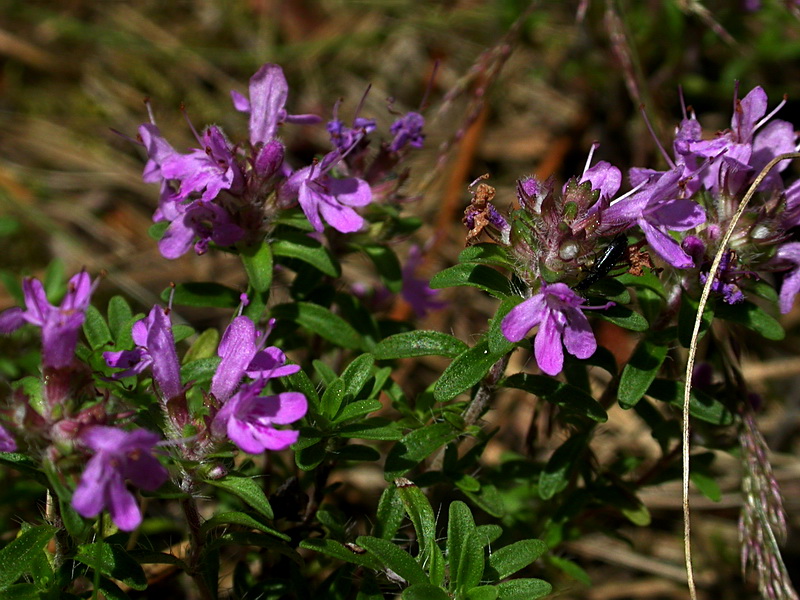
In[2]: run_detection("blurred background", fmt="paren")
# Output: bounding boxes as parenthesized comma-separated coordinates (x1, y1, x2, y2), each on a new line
(2, 1, 800, 598)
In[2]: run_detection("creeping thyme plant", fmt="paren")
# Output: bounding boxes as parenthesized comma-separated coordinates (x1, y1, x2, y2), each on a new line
(2, 11, 800, 600)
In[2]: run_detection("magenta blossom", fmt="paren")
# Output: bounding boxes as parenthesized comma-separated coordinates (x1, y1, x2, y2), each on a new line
(72, 426, 168, 531)
(104, 305, 182, 402)
(389, 111, 425, 152)
(279, 153, 372, 233)
(601, 168, 705, 268)
(502, 282, 610, 376)
(212, 381, 307, 453)
(231, 63, 321, 146)
(0, 424, 16, 452)
(209, 316, 306, 453)
(0, 270, 95, 369)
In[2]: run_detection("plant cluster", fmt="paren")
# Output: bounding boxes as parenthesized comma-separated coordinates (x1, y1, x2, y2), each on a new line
(0, 57, 798, 599)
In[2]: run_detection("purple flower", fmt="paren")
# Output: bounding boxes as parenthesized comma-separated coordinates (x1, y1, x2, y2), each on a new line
(140, 124, 243, 205)
(602, 168, 705, 268)
(231, 63, 321, 146)
(328, 115, 376, 154)
(389, 112, 425, 152)
(0, 270, 95, 369)
(212, 381, 306, 453)
(158, 200, 245, 259)
(501, 282, 609, 376)
(0, 424, 16, 452)
(208, 317, 306, 453)
(279, 153, 372, 233)
(104, 305, 182, 402)
(677, 86, 796, 194)
(211, 316, 300, 403)
(775, 242, 800, 313)
(72, 426, 168, 531)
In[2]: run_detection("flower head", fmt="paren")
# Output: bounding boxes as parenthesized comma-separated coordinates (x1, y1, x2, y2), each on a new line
(501, 282, 609, 376)
(231, 63, 321, 146)
(0, 270, 95, 369)
(279, 153, 372, 233)
(104, 305, 182, 402)
(71, 426, 168, 531)
(389, 111, 425, 152)
(212, 381, 306, 453)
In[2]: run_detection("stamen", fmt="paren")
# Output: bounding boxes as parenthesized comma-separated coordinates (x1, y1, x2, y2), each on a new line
(609, 178, 648, 206)
(582, 141, 600, 176)
(755, 94, 788, 132)
(678, 85, 688, 121)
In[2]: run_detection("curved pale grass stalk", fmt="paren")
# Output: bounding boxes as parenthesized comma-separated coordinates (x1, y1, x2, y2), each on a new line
(682, 152, 800, 599)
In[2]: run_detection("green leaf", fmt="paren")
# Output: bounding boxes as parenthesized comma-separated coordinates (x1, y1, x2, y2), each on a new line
(341, 353, 375, 398)
(239, 241, 273, 293)
(272, 230, 340, 277)
(295, 440, 327, 471)
(486, 539, 547, 581)
(430, 264, 511, 298)
(0, 525, 57, 591)
(337, 418, 402, 440)
(182, 328, 220, 364)
(200, 511, 288, 540)
(75, 542, 147, 591)
(401, 584, 451, 600)
(373, 331, 468, 359)
(167, 282, 241, 308)
(205, 474, 273, 519)
(617, 270, 666, 297)
(458, 243, 513, 267)
(321, 377, 347, 420)
(333, 444, 381, 462)
(384, 423, 460, 480)
(374, 485, 405, 541)
(83, 305, 113, 350)
(715, 300, 785, 341)
(448, 501, 481, 594)
(299, 539, 382, 569)
(647, 379, 734, 425)
(539, 433, 588, 500)
(272, 302, 363, 350)
(0, 583, 43, 600)
(618, 339, 669, 409)
(334, 399, 383, 424)
(434, 340, 505, 401)
(595, 304, 649, 331)
(395, 478, 437, 572)
(360, 244, 403, 293)
(502, 374, 606, 423)
(465, 586, 499, 600)
(356, 536, 428, 586)
(548, 554, 591, 585)
(495, 578, 552, 599)
(107, 296, 134, 344)
(475, 525, 503, 547)
(180, 357, 220, 385)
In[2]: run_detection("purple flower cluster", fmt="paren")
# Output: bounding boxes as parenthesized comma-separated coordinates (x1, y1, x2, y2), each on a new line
(465, 84, 800, 375)
(140, 63, 426, 257)
(104, 310, 307, 454)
